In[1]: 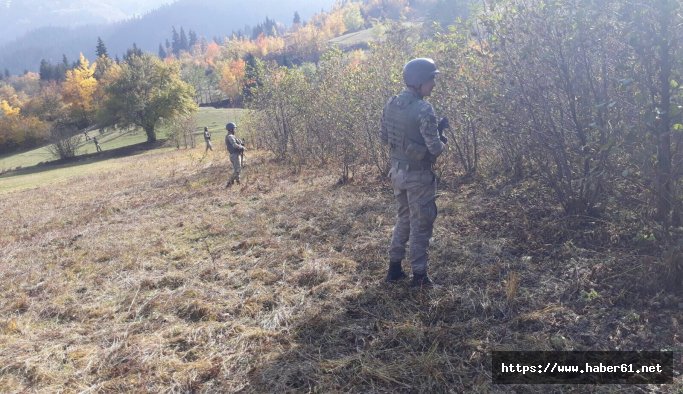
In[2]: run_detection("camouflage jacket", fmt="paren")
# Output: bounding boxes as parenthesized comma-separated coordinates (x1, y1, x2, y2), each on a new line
(225, 134, 245, 154)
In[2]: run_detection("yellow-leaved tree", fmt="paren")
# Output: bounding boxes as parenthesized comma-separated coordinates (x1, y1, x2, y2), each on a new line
(218, 59, 247, 103)
(62, 53, 98, 127)
(0, 99, 20, 117)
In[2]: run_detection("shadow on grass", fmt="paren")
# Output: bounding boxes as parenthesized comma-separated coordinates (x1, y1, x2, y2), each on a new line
(242, 273, 491, 393)
(0, 140, 168, 179)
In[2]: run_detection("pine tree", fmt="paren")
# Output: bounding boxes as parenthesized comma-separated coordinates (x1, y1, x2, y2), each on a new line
(171, 26, 180, 55)
(96, 37, 109, 58)
(188, 30, 198, 49)
(158, 44, 167, 59)
(39, 59, 51, 81)
(293, 11, 301, 25)
(179, 27, 189, 52)
(4, 69, 9, 78)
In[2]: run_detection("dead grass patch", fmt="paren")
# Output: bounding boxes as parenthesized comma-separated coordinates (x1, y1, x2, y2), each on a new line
(0, 149, 680, 392)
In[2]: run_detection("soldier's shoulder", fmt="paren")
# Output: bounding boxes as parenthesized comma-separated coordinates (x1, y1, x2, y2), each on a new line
(383, 94, 398, 107)
(417, 100, 435, 115)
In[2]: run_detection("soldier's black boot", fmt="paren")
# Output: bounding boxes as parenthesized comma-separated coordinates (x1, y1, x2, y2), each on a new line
(410, 273, 434, 289)
(385, 261, 407, 282)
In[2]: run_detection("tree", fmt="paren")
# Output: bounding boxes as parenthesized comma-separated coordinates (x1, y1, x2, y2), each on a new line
(39, 59, 68, 82)
(242, 53, 264, 100)
(61, 53, 98, 128)
(99, 54, 197, 142)
(172, 26, 180, 56)
(293, 11, 302, 25)
(343, 3, 365, 32)
(158, 44, 167, 59)
(188, 30, 198, 49)
(123, 43, 143, 63)
(0, 113, 49, 154)
(621, 0, 682, 226)
(180, 27, 189, 53)
(39, 59, 51, 81)
(94, 54, 115, 81)
(96, 37, 109, 58)
(47, 120, 81, 159)
(0, 99, 20, 117)
(218, 58, 247, 102)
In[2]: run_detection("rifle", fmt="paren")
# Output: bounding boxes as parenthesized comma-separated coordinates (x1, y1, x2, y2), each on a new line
(239, 138, 246, 168)
(437, 117, 450, 144)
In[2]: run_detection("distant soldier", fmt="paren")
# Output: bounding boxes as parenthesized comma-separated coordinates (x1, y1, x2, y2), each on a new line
(83, 130, 91, 141)
(380, 58, 449, 288)
(224, 122, 245, 187)
(93, 136, 103, 153)
(203, 126, 213, 152)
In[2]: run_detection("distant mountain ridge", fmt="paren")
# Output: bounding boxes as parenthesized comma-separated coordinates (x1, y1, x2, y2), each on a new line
(0, 0, 174, 45)
(0, 0, 335, 74)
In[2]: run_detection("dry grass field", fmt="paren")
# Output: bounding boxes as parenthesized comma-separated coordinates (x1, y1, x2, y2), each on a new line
(0, 146, 681, 393)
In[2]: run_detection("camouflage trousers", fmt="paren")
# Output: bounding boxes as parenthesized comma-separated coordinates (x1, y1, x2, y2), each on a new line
(227, 153, 242, 184)
(388, 165, 437, 275)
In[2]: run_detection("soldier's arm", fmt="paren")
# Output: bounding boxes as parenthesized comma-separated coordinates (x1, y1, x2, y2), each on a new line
(419, 103, 445, 157)
(228, 135, 245, 150)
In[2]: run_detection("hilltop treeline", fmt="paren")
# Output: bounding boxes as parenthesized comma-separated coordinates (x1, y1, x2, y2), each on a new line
(0, 1, 451, 155)
(0, 2, 378, 155)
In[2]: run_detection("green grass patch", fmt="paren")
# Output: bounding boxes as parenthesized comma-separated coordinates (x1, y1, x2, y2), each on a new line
(0, 107, 246, 172)
(329, 27, 378, 47)
(0, 107, 246, 193)
(0, 157, 133, 194)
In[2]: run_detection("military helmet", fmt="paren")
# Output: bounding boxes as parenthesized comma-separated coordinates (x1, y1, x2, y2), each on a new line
(402, 58, 439, 87)
(226, 122, 236, 132)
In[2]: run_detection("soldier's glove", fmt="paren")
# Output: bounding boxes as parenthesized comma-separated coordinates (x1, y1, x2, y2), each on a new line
(437, 117, 450, 132)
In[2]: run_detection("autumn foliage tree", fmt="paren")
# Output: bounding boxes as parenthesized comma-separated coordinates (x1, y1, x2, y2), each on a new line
(0, 95, 48, 154)
(61, 53, 98, 128)
(218, 58, 247, 103)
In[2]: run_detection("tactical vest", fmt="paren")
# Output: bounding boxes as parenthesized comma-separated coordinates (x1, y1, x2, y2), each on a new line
(226, 134, 243, 154)
(384, 92, 431, 168)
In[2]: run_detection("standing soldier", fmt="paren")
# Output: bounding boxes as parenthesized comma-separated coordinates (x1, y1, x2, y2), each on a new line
(93, 136, 103, 153)
(225, 122, 245, 187)
(203, 126, 213, 152)
(380, 58, 449, 288)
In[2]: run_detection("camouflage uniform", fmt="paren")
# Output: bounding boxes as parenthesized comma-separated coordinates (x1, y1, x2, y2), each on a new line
(203, 128, 213, 152)
(225, 133, 245, 185)
(380, 88, 446, 277)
